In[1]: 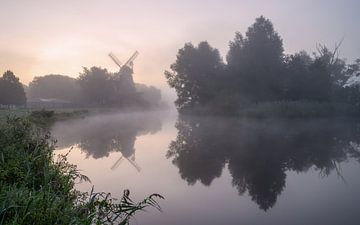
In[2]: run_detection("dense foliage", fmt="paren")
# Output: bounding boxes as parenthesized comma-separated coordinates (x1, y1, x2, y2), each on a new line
(28, 75, 80, 102)
(78, 66, 162, 108)
(165, 42, 224, 109)
(23, 67, 163, 109)
(0, 71, 26, 107)
(0, 117, 163, 225)
(165, 16, 360, 116)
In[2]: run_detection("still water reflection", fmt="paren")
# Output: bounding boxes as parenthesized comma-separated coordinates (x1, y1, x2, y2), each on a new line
(168, 115, 360, 211)
(53, 112, 162, 171)
(52, 112, 360, 225)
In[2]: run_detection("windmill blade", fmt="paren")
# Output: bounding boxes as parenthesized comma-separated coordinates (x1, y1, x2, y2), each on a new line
(123, 51, 139, 68)
(111, 156, 124, 170)
(125, 157, 141, 172)
(108, 52, 122, 68)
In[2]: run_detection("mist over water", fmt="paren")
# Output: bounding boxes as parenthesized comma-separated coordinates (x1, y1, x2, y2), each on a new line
(52, 111, 165, 154)
(2, 1, 360, 224)
(51, 111, 360, 225)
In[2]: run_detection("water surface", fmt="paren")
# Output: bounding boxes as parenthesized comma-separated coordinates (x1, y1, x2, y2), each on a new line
(52, 112, 360, 225)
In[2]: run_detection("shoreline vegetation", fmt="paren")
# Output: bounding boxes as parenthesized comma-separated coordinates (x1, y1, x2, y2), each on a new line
(0, 114, 163, 224)
(0, 109, 89, 127)
(165, 16, 360, 117)
(181, 101, 360, 118)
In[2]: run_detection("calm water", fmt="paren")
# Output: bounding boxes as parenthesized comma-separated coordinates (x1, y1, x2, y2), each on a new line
(51, 111, 360, 225)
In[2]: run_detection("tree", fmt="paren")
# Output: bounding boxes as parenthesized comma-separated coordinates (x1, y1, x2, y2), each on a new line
(315, 43, 347, 87)
(165, 16, 360, 115)
(285, 51, 316, 101)
(0, 70, 26, 106)
(284, 46, 348, 102)
(165, 41, 224, 111)
(226, 16, 285, 101)
(227, 16, 284, 69)
(78, 67, 114, 106)
(28, 74, 80, 102)
(135, 83, 162, 107)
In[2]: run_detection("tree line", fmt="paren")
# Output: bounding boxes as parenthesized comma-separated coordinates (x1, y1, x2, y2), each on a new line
(165, 16, 360, 115)
(0, 67, 163, 109)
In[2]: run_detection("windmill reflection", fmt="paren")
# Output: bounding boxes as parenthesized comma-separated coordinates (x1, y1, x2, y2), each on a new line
(52, 112, 162, 171)
(168, 115, 360, 210)
(111, 153, 141, 172)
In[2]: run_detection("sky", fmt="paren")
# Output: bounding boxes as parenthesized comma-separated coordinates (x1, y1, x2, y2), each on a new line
(1, 0, 359, 99)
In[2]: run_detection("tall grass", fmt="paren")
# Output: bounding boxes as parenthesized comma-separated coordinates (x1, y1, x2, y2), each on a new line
(0, 117, 163, 225)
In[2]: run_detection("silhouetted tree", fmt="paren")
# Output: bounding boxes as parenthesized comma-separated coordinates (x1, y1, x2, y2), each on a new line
(0, 70, 26, 106)
(165, 42, 224, 111)
(77, 66, 162, 108)
(78, 67, 114, 106)
(226, 16, 285, 101)
(315, 44, 347, 87)
(28, 74, 80, 102)
(166, 16, 360, 116)
(284, 51, 314, 100)
(284, 50, 336, 101)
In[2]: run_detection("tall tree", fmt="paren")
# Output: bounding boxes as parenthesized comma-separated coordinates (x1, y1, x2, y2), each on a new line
(0, 70, 26, 106)
(226, 16, 285, 101)
(165, 41, 224, 111)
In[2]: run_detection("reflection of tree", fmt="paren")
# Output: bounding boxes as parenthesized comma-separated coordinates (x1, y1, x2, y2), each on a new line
(168, 115, 360, 210)
(53, 113, 162, 161)
(78, 124, 139, 159)
(167, 117, 227, 185)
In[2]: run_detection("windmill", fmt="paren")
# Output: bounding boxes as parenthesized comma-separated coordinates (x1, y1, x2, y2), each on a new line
(108, 51, 139, 94)
(108, 51, 139, 73)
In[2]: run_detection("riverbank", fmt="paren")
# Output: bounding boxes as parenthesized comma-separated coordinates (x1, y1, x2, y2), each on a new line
(0, 117, 163, 224)
(179, 101, 360, 118)
(237, 101, 360, 118)
(0, 108, 88, 120)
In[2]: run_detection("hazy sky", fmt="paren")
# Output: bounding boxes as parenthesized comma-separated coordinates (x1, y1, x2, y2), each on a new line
(1, 0, 359, 94)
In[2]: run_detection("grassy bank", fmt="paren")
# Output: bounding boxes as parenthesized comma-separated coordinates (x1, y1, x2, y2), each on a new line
(180, 101, 360, 118)
(28, 109, 88, 127)
(238, 101, 360, 118)
(0, 117, 163, 225)
(0, 109, 29, 120)
(0, 108, 89, 121)
(0, 109, 89, 128)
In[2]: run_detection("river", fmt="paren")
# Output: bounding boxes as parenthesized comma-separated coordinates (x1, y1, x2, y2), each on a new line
(51, 111, 360, 225)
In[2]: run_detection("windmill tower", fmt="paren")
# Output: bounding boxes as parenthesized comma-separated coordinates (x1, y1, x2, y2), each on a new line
(108, 51, 139, 95)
